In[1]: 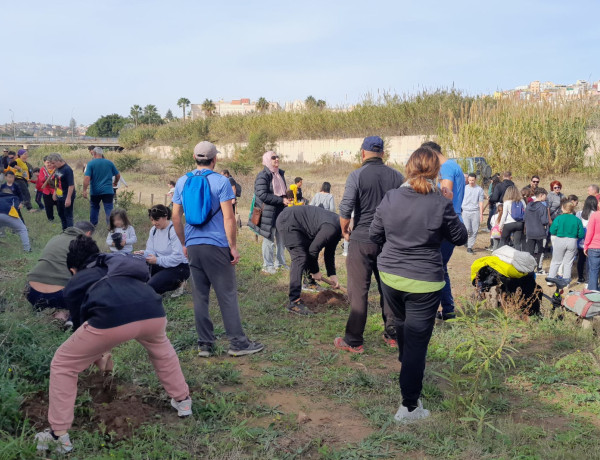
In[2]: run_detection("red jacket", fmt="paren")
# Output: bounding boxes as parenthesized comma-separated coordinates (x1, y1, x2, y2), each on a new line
(36, 167, 55, 194)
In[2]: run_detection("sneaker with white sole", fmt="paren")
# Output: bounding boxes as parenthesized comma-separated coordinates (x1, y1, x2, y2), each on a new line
(227, 341, 264, 357)
(197, 344, 216, 358)
(170, 283, 185, 298)
(394, 399, 430, 423)
(35, 429, 73, 454)
(171, 397, 193, 417)
(261, 266, 277, 275)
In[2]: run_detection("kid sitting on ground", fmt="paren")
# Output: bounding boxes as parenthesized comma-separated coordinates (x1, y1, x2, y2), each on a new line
(106, 208, 137, 254)
(524, 188, 549, 274)
(489, 203, 503, 250)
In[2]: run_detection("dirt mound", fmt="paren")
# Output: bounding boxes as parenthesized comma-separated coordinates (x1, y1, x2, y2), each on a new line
(301, 290, 348, 313)
(22, 372, 179, 439)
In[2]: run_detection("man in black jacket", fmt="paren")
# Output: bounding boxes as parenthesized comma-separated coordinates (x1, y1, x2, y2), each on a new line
(489, 171, 514, 207)
(335, 136, 405, 352)
(276, 206, 342, 315)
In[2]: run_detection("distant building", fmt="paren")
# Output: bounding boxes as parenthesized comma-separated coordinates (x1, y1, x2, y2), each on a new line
(529, 80, 541, 93)
(284, 100, 306, 112)
(190, 98, 281, 119)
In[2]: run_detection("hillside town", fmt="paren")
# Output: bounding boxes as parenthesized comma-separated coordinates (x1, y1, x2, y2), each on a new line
(495, 79, 600, 102)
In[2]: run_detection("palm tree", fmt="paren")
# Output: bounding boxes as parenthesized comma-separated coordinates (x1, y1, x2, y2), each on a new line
(316, 99, 326, 109)
(177, 97, 190, 121)
(256, 97, 270, 113)
(305, 95, 317, 110)
(130, 104, 142, 127)
(201, 99, 216, 117)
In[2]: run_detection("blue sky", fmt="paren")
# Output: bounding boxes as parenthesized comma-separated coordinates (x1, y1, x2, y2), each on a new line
(1, 0, 598, 125)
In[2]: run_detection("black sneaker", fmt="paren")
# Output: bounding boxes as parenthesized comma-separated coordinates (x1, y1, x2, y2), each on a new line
(227, 341, 264, 357)
(467, 248, 474, 254)
(197, 344, 216, 358)
(436, 311, 455, 321)
(286, 300, 314, 316)
(577, 277, 586, 284)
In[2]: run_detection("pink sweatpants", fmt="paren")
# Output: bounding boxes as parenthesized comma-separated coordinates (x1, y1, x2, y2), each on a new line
(48, 317, 189, 431)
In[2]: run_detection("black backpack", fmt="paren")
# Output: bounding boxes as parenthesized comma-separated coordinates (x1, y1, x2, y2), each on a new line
(234, 180, 242, 198)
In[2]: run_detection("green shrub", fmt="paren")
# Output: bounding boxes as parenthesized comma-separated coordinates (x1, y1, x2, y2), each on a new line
(114, 154, 142, 171)
(0, 375, 22, 433)
(118, 125, 157, 149)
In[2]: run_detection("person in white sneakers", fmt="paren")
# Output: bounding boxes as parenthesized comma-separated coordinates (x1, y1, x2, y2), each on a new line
(35, 236, 191, 454)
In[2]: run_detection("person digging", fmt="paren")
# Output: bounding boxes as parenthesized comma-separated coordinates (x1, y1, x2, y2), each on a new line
(275, 203, 342, 315)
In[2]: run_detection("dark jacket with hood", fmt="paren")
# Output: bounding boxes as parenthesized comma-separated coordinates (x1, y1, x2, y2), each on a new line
(370, 184, 468, 283)
(523, 200, 549, 239)
(0, 191, 21, 214)
(63, 253, 164, 330)
(489, 179, 515, 205)
(248, 166, 287, 238)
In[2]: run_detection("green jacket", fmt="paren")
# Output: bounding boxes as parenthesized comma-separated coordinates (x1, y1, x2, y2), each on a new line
(549, 213, 584, 239)
(27, 227, 86, 286)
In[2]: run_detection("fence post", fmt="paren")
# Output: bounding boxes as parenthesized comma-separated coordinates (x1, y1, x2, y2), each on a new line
(151, 194, 154, 206)
(138, 192, 142, 204)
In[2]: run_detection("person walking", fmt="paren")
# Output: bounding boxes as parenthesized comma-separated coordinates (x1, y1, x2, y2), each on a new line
(370, 147, 467, 422)
(334, 136, 405, 353)
(461, 173, 484, 254)
(83, 147, 120, 226)
(276, 205, 342, 315)
(248, 151, 290, 274)
(422, 141, 465, 321)
(47, 153, 76, 231)
(499, 185, 526, 250)
(35, 236, 192, 455)
(172, 141, 263, 357)
(26, 221, 95, 325)
(309, 182, 336, 212)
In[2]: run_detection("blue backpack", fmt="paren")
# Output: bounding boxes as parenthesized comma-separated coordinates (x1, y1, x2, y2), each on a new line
(511, 200, 525, 222)
(182, 171, 221, 226)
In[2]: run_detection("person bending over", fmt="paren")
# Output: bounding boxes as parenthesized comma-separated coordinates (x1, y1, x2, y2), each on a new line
(276, 205, 342, 315)
(35, 235, 191, 454)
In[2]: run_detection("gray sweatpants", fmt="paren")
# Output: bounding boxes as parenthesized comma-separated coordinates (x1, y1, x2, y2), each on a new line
(187, 245, 250, 350)
(548, 237, 577, 280)
(262, 227, 287, 268)
(462, 211, 480, 249)
(0, 213, 30, 251)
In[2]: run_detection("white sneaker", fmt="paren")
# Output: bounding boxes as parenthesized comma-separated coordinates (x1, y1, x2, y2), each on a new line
(35, 428, 73, 454)
(170, 283, 185, 298)
(342, 251, 348, 257)
(394, 399, 430, 423)
(261, 266, 277, 275)
(171, 397, 192, 417)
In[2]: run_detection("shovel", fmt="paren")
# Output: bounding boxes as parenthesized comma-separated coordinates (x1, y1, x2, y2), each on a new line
(321, 276, 348, 294)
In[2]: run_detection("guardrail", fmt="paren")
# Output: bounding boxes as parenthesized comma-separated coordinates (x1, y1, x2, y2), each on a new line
(0, 136, 120, 145)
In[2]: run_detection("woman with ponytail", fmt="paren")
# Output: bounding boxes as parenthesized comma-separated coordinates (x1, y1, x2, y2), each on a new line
(369, 147, 467, 424)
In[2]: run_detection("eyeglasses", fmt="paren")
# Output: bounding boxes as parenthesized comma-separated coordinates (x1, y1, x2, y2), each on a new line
(553, 186, 561, 189)
(271, 156, 279, 160)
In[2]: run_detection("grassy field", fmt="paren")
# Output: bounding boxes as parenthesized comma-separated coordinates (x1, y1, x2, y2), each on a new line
(3, 155, 600, 459)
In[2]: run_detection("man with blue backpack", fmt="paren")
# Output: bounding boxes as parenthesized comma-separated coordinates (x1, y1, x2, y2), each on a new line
(171, 141, 263, 358)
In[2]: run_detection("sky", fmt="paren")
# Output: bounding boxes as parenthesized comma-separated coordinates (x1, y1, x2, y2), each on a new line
(1, 0, 599, 126)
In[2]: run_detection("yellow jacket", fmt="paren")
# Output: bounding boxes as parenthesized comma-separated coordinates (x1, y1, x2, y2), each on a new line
(471, 256, 528, 282)
(14, 158, 29, 180)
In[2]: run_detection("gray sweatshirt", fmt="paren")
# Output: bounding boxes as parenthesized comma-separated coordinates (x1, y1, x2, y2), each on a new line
(106, 225, 137, 254)
(309, 192, 336, 212)
(143, 222, 188, 267)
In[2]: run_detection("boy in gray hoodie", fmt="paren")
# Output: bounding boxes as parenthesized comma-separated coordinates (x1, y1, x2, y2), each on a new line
(524, 188, 549, 273)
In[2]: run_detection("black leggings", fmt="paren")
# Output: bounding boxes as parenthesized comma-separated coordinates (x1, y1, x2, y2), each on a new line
(42, 193, 56, 221)
(148, 263, 190, 294)
(500, 222, 524, 250)
(577, 248, 586, 280)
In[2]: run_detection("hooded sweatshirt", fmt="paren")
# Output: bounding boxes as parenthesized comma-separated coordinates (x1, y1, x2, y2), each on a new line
(523, 200, 549, 239)
(27, 227, 86, 286)
(63, 253, 165, 330)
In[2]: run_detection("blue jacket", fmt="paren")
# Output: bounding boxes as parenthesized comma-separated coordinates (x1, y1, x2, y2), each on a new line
(0, 192, 20, 215)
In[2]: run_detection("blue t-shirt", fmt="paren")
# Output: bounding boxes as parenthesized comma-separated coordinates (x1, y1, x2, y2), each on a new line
(172, 169, 235, 248)
(85, 159, 119, 196)
(440, 159, 465, 215)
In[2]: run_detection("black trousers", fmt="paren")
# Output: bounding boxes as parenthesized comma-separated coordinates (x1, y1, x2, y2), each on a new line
(526, 238, 544, 268)
(380, 282, 441, 408)
(15, 178, 32, 209)
(42, 193, 55, 221)
(500, 221, 524, 250)
(343, 240, 396, 347)
(148, 263, 190, 294)
(577, 247, 586, 280)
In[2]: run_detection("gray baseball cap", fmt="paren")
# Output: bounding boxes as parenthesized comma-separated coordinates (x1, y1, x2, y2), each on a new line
(193, 141, 219, 160)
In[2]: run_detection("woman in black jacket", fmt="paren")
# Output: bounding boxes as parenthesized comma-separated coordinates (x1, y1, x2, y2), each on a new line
(248, 151, 290, 274)
(369, 147, 467, 424)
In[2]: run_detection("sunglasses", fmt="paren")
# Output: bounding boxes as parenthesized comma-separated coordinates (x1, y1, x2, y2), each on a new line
(532, 180, 539, 184)
(271, 156, 279, 160)
(553, 186, 561, 189)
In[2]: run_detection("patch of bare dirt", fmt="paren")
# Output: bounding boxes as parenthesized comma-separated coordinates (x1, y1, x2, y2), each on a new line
(257, 389, 374, 451)
(301, 290, 348, 313)
(22, 372, 180, 439)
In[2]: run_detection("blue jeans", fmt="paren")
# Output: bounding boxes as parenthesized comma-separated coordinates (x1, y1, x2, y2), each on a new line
(587, 248, 600, 291)
(440, 239, 455, 315)
(90, 194, 114, 226)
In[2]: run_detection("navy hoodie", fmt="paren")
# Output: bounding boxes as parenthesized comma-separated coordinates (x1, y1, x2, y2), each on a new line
(524, 200, 549, 240)
(63, 253, 164, 330)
